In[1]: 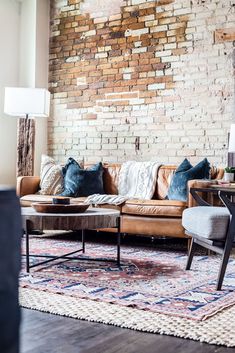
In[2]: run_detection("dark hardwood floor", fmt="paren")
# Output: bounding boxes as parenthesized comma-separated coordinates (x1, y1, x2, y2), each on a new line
(21, 308, 232, 353)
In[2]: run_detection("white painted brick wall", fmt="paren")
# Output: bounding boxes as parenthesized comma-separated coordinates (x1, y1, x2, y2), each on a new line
(49, 0, 235, 167)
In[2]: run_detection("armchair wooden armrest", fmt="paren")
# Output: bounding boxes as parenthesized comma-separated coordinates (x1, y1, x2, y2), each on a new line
(16, 176, 40, 197)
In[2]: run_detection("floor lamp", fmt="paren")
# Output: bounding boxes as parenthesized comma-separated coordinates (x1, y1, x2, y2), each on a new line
(228, 124, 235, 167)
(4, 87, 50, 177)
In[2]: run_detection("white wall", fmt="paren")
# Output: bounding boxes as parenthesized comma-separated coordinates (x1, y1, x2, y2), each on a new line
(19, 0, 50, 176)
(34, 0, 50, 176)
(0, 0, 49, 186)
(0, 0, 21, 186)
(19, 0, 37, 87)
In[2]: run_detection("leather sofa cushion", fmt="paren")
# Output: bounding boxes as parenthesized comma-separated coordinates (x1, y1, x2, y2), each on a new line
(122, 199, 186, 217)
(121, 215, 185, 237)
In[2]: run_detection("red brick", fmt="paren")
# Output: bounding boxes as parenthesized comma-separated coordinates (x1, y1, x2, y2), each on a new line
(83, 114, 97, 120)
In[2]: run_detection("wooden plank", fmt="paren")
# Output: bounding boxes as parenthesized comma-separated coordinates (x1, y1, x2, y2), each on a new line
(21, 207, 120, 231)
(21, 308, 228, 353)
(214, 28, 235, 43)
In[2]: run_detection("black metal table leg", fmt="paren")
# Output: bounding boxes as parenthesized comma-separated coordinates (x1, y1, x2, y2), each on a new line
(117, 232, 121, 266)
(25, 220, 30, 273)
(117, 217, 121, 266)
(82, 229, 85, 253)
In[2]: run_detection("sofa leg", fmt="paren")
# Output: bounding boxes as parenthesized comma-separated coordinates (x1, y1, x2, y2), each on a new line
(186, 238, 196, 270)
(187, 238, 192, 252)
(30, 229, 44, 235)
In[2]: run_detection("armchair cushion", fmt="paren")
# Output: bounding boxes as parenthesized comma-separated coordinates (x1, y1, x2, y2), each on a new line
(182, 206, 230, 240)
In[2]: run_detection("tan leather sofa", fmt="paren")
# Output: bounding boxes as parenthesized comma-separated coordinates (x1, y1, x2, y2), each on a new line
(17, 163, 224, 240)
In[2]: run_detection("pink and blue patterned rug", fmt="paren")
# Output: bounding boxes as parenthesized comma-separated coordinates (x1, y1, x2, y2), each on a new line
(20, 235, 235, 321)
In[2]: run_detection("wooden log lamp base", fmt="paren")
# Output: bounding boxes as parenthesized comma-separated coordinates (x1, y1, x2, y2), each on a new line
(17, 116, 35, 177)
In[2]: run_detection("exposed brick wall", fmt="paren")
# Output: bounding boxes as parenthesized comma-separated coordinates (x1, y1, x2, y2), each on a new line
(49, 0, 235, 166)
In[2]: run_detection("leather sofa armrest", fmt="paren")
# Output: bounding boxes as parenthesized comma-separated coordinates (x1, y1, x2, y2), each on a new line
(16, 176, 40, 197)
(210, 166, 224, 180)
(187, 179, 214, 208)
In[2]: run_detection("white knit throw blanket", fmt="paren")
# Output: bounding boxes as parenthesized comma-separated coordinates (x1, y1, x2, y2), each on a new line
(84, 194, 127, 206)
(85, 161, 161, 205)
(118, 161, 161, 199)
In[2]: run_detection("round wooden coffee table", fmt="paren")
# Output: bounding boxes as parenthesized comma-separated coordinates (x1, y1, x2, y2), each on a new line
(21, 207, 121, 272)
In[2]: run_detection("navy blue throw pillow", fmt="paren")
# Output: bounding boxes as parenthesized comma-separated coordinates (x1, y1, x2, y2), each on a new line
(167, 158, 210, 201)
(60, 158, 104, 197)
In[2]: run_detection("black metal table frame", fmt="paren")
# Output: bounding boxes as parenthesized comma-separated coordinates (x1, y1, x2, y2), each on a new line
(190, 186, 235, 207)
(23, 217, 121, 273)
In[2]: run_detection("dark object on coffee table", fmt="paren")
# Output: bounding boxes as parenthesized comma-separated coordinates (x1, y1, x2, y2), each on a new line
(32, 202, 89, 213)
(52, 196, 70, 205)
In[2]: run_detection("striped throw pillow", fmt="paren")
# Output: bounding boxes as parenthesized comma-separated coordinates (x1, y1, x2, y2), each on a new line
(39, 155, 64, 195)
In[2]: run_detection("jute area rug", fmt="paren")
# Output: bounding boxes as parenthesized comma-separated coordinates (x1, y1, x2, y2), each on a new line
(19, 235, 235, 347)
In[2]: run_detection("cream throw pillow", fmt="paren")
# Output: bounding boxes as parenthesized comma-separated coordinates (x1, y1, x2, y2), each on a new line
(39, 155, 64, 195)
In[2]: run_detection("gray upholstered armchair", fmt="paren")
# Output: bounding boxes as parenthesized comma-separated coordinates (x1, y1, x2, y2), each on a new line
(182, 189, 235, 290)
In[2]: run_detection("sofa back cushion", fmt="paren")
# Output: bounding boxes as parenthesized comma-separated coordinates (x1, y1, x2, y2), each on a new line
(87, 163, 161, 197)
(83, 162, 224, 199)
(103, 163, 121, 195)
(154, 165, 176, 200)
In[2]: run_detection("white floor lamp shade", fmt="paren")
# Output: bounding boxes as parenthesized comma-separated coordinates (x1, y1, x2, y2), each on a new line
(4, 87, 50, 118)
(4, 87, 50, 177)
